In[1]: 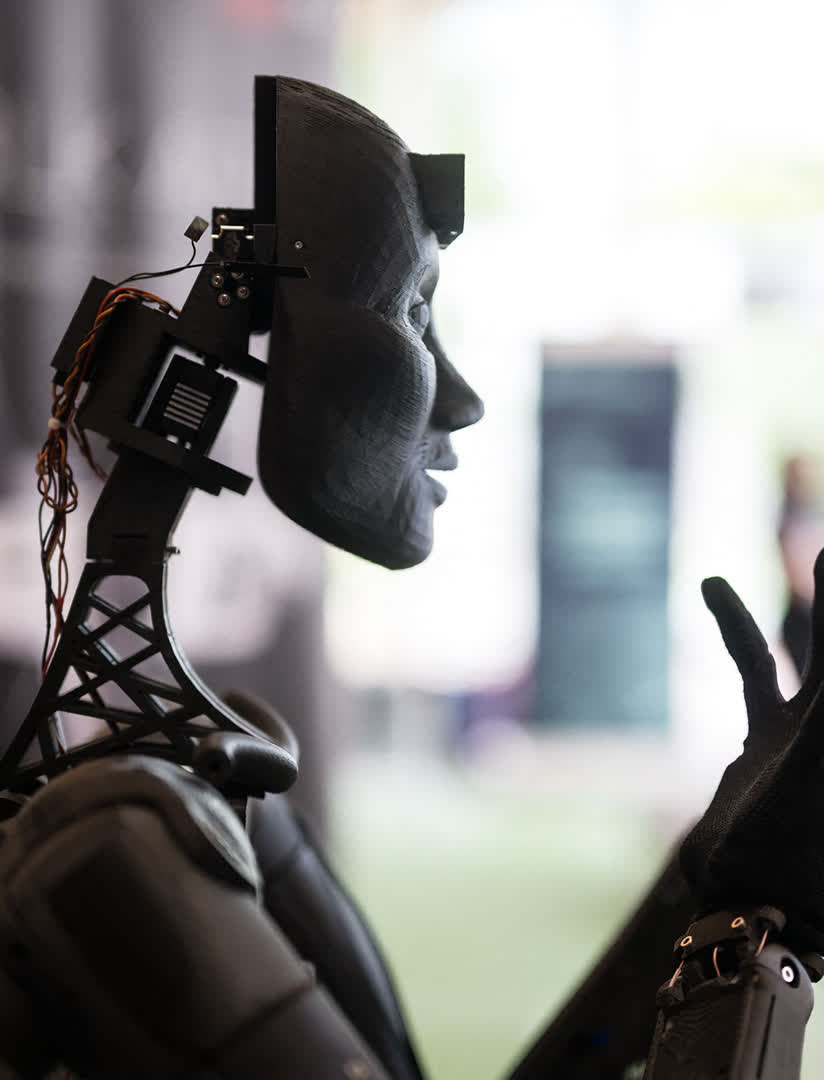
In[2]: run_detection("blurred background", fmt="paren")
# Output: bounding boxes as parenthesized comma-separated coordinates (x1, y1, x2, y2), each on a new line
(5, 0, 824, 1075)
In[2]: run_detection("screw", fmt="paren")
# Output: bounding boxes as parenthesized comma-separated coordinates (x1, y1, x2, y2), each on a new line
(230, 270, 245, 280)
(217, 292, 232, 307)
(236, 285, 251, 300)
(293, 240, 304, 250)
(209, 271, 225, 289)
(216, 212, 229, 225)
(782, 963, 797, 984)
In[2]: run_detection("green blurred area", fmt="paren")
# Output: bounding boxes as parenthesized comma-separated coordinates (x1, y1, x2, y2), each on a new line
(332, 753, 824, 1079)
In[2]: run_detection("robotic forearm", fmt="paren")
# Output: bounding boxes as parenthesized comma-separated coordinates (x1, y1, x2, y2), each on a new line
(646, 906, 819, 1079)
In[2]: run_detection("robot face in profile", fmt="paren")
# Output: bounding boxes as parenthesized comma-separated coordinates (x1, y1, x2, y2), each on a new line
(256, 77, 484, 570)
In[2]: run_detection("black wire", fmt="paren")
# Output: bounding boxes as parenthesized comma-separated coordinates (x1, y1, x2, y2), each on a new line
(115, 240, 203, 288)
(38, 498, 54, 676)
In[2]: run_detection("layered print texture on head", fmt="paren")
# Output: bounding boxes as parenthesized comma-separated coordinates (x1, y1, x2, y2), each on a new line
(257, 77, 482, 570)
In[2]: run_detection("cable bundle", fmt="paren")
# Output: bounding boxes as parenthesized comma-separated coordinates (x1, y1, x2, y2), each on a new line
(35, 286, 178, 678)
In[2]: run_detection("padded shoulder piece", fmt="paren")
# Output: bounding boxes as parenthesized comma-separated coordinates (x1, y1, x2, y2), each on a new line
(0, 755, 260, 896)
(0, 757, 391, 1079)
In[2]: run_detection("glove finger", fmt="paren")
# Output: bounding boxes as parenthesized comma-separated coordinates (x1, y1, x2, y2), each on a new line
(702, 576, 783, 709)
(801, 547, 824, 687)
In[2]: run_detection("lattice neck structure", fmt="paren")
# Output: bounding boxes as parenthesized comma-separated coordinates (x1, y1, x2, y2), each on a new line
(0, 454, 273, 794)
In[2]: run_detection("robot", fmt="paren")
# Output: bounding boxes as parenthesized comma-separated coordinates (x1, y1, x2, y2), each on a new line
(0, 76, 820, 1079)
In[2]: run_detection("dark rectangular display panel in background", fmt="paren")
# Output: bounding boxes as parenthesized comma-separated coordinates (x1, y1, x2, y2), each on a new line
(539, 348, 677, 731)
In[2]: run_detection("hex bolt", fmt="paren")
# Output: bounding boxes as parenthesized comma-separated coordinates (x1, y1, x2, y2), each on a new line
(209, 272, 225, 289)
(217, 292, 232, 307)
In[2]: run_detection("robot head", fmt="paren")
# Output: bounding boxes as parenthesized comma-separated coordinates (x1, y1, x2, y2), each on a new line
(256, 77, 483, 570)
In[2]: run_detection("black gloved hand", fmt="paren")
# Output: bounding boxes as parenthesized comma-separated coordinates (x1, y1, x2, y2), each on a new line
(680, 551, 824, 955)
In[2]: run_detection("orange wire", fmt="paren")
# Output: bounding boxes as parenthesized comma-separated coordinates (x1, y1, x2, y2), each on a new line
(37, 287, 180, 678)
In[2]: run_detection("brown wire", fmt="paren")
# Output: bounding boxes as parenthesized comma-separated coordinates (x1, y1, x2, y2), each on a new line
(36, 287, 180, 679)
(668, 960, 684, 988)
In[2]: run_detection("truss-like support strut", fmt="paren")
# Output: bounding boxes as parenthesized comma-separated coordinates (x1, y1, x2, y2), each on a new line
(0, 453, 297, 794)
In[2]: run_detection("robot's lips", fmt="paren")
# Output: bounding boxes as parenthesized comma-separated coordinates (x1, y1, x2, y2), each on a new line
(424, 471, 449, 505)
(423, 452, 458, 472)
(422, 444, 457, 505)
